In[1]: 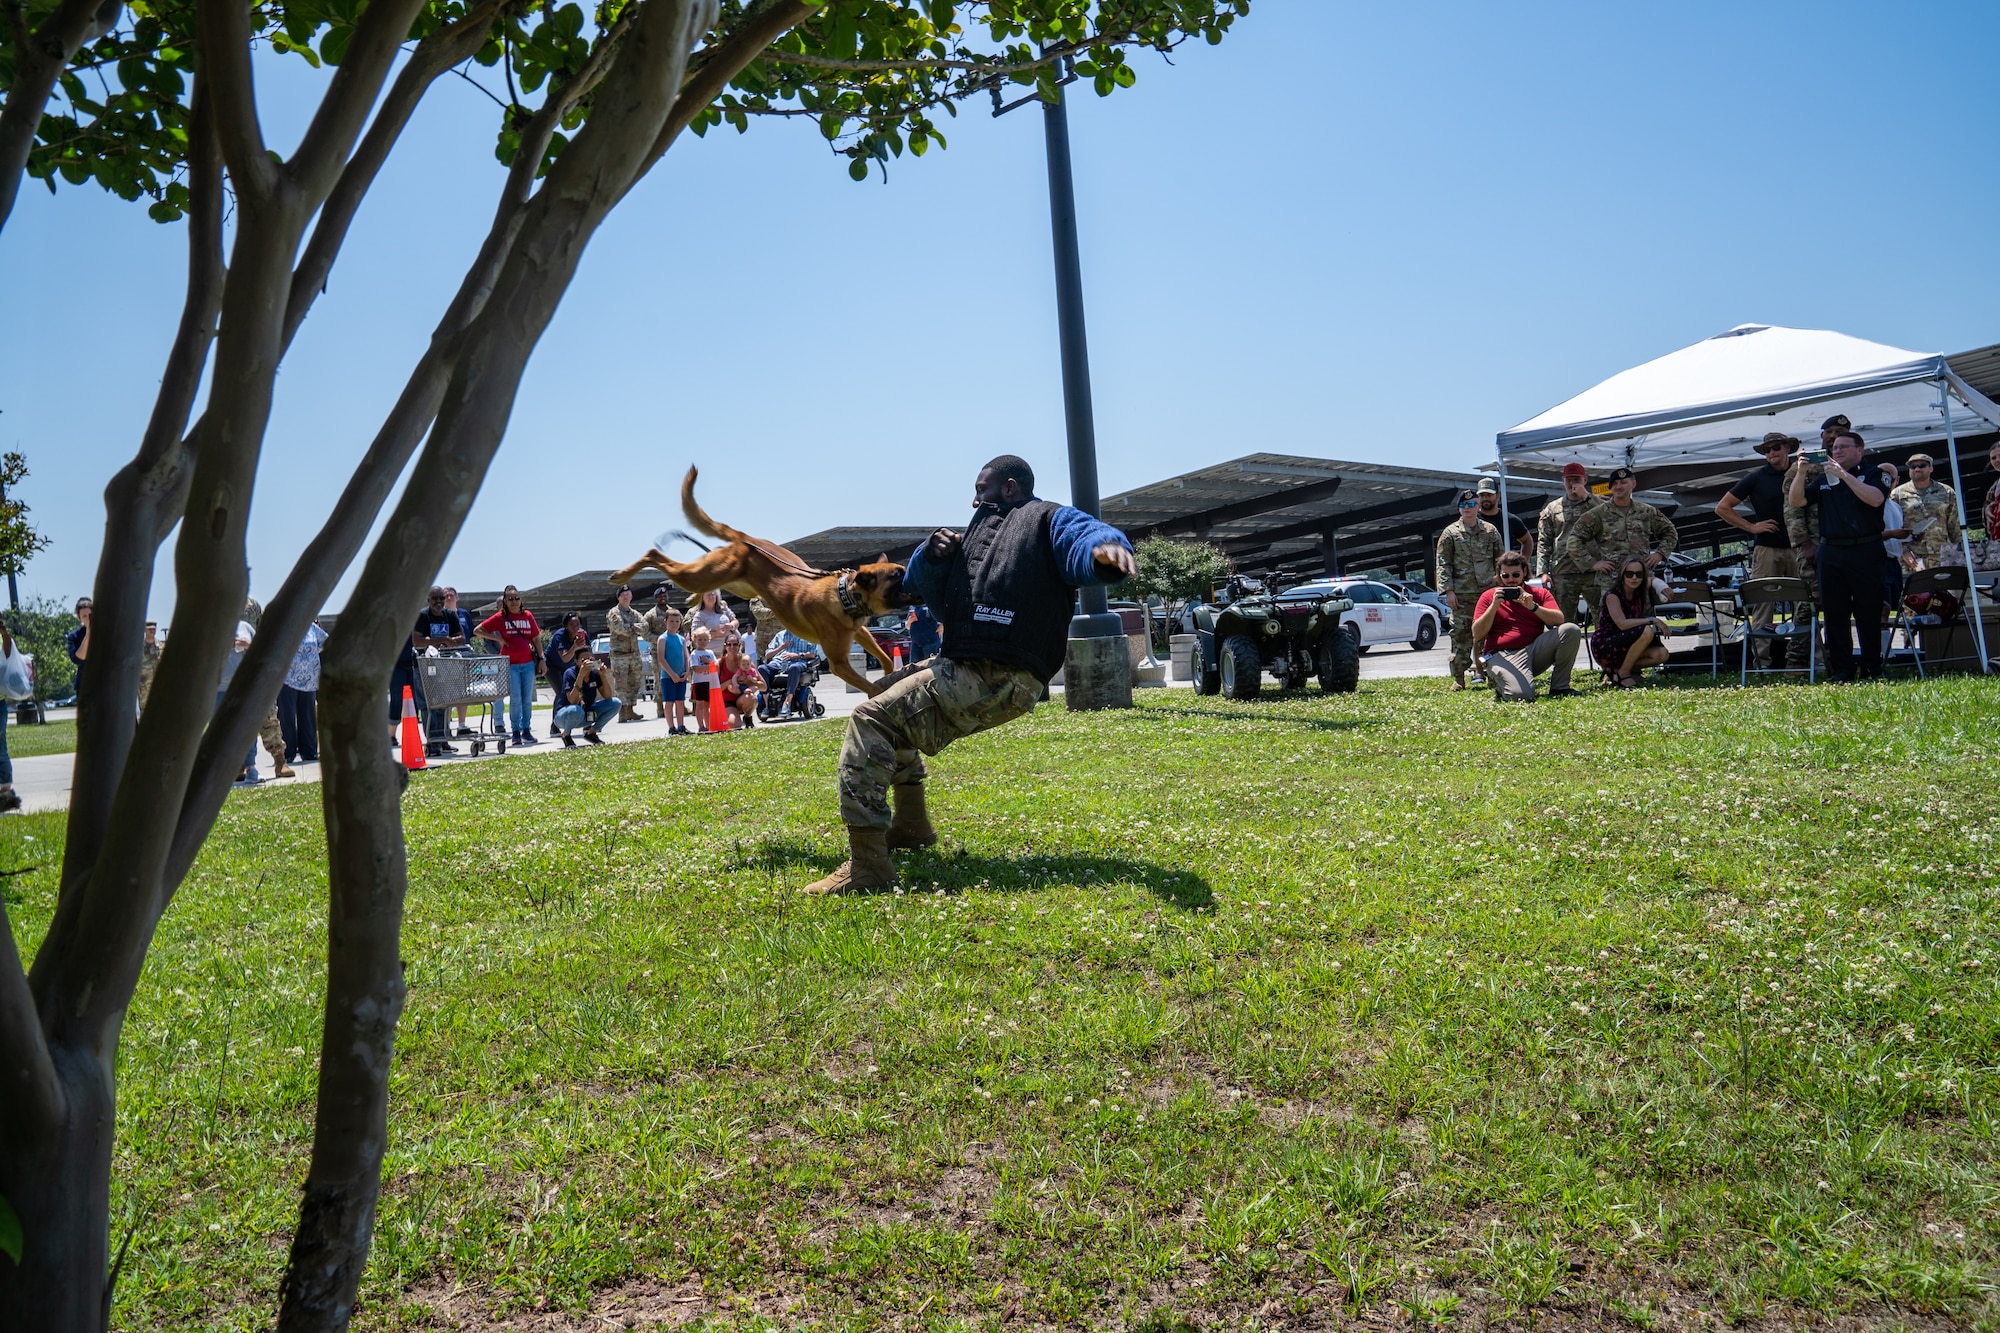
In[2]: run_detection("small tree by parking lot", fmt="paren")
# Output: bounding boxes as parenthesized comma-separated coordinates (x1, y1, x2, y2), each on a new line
(1120, 536, 1234, 640)
(7, 595, 78, 708)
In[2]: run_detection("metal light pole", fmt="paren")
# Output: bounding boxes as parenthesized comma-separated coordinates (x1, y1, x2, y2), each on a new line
(997, 64, 1131, 708)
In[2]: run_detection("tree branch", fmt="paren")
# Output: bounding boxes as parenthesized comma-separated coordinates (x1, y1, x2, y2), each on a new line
(195, 0, 277, 200)
(0, 887, 62, 1146)
(62, 72, 225, 894)
(0, 0, 125, 232)
(627, 0, 816, 198)
(284, 0, 514, 349)
(761, 30, 1147, 75)
(287, 0, 442, 205)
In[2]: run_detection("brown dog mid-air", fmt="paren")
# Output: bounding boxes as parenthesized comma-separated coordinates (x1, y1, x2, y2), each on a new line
(610, 467, 915, 697)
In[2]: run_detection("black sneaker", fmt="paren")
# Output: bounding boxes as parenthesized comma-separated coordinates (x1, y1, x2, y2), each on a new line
(1548, 686, 1583, 698)
(583, 730, 604, 745)
(0, 789, 21, 813)
(561, 734, 576, 748)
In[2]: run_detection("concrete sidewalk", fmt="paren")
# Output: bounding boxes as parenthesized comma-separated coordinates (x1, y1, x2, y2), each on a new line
(7, 641, 1451, 815)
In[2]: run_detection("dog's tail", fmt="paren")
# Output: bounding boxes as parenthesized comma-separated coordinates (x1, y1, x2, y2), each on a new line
(680, 466, 748, 547)
(679, 465, 828, 577)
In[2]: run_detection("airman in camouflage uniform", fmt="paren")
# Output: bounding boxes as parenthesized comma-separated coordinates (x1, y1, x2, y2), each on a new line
(1536, 464, 1605, 624)
(1889, 454, 1962, 567)
(137, 622, 162, 711)
(243, 596, 292, 777)
(1436, 490, 1503, 688)
(604, 584, 649, 723)
(1558, 466, 1678, 597)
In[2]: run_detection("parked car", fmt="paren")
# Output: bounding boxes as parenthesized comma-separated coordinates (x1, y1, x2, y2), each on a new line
(1382, 577, 1453, 630)
(1281, 578, 1441, 654)
(590, 635, 655, 699)
(858, 614, 912, 670)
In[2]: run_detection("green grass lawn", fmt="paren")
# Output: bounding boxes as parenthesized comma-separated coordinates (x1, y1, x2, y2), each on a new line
(5, 715, 74, 758)
(5, 677, 1997, 1330)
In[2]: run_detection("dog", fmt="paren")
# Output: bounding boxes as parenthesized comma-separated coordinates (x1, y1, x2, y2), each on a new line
(610, 467, 917, 698)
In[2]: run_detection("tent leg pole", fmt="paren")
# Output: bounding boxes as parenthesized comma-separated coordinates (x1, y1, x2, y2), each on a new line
(1939, 376, 1989, 674)
(1494, 447, 1513, 552)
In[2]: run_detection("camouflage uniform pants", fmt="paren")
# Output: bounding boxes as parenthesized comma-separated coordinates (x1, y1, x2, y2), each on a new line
(837, 656, 1043, 829)
(261, 707, 285, 765)
(1447, 583, 1489, 680)
(610, 653, 645, 710)
(1549, 573, 1598, 626)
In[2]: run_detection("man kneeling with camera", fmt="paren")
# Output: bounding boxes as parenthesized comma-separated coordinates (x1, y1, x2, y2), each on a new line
(1472, 550, 1584, 701)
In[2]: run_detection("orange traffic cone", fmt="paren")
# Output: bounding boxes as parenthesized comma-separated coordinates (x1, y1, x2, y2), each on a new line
(399, 685, 427, 770)
(707, 683, 731, 732)
(892, 646, 904, 673)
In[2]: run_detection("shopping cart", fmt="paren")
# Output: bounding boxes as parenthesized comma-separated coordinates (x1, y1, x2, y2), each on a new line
(416, 653, 509, 756)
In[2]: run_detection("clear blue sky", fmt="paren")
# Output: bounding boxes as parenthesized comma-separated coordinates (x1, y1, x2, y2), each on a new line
(4, 1, 1998, 618)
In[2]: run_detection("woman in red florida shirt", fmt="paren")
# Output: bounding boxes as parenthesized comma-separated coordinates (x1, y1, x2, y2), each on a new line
(475, 586, 543, 744)
(1470, 550, 1585, 701)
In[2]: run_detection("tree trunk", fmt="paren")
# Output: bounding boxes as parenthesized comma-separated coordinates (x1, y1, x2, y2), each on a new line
(274, 689, 408, 1331)
(274, 4, 720, 1324)
(0, 1047, 116, 1331)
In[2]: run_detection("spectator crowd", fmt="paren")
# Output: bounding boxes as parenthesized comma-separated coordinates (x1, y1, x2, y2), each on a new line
(1436, 416, 1991, 700)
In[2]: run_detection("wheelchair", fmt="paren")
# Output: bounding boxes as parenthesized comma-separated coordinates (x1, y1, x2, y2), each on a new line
(756, 654, 829, 721)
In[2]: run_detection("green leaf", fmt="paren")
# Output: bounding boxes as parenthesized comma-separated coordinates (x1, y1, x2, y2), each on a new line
(0, 1194, 20, 1265)
(318, 24, 353, 66)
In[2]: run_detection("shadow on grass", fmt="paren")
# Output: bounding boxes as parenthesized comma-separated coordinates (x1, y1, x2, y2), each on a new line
(732, 839, 1214, 911)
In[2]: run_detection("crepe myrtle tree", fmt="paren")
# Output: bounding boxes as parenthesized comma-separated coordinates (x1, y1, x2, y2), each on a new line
(1119, 533, 1233, 629)
(0, 1, 1249, 1328)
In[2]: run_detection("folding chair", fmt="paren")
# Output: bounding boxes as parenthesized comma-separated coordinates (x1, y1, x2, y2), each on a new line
(1738, 576, 1816, 685)
(1655, 581, 1729, 678)
(1889, 566, 1971, 679)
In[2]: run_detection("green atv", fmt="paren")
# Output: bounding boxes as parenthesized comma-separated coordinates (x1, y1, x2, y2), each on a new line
(1191, 577, 1361, 700)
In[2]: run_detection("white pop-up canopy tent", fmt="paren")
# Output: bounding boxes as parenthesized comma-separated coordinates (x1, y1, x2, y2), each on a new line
(1497, 323, 2000, 466)
(1494, 323, 1997, 669)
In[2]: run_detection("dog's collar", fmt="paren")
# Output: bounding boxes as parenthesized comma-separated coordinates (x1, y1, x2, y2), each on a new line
(836, 572, 867, 620)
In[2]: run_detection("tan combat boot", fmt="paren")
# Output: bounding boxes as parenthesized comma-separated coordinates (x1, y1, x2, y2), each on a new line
(885, 782, 938, 850)
(802, 826, 898, 895)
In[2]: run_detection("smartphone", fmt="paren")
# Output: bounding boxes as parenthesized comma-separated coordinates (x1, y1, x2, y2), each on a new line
(1804, 449, 1829, 465)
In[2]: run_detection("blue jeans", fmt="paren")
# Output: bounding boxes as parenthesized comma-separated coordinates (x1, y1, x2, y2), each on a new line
(553, 697, 618, 736)
(507, 661, 537, 733)
(0, 701, 11, 786)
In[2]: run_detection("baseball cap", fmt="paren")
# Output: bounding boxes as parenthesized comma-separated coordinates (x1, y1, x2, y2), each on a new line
(1907, 452, 1934, 466)
(1606, 466, 1635, 483)
(1560, 462, 1587, 480)
(1476, 477, 1500, 494)
(1821, 413, 1851, 432)
(1760, 432, 1798, 452)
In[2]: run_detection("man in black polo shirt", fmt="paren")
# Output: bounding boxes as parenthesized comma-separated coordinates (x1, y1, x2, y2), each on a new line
(1717, 431, 1803, 668)
(1788, 429, 1887, 681)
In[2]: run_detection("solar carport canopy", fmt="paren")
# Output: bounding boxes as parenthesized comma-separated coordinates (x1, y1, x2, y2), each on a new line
(1497, 323, 2000, 468)
(1101, 453, 1557, 574)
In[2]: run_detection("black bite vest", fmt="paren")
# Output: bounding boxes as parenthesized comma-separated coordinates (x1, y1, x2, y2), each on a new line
(940, 499, 1074, 680)
(1817, 470, 1887, 546)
